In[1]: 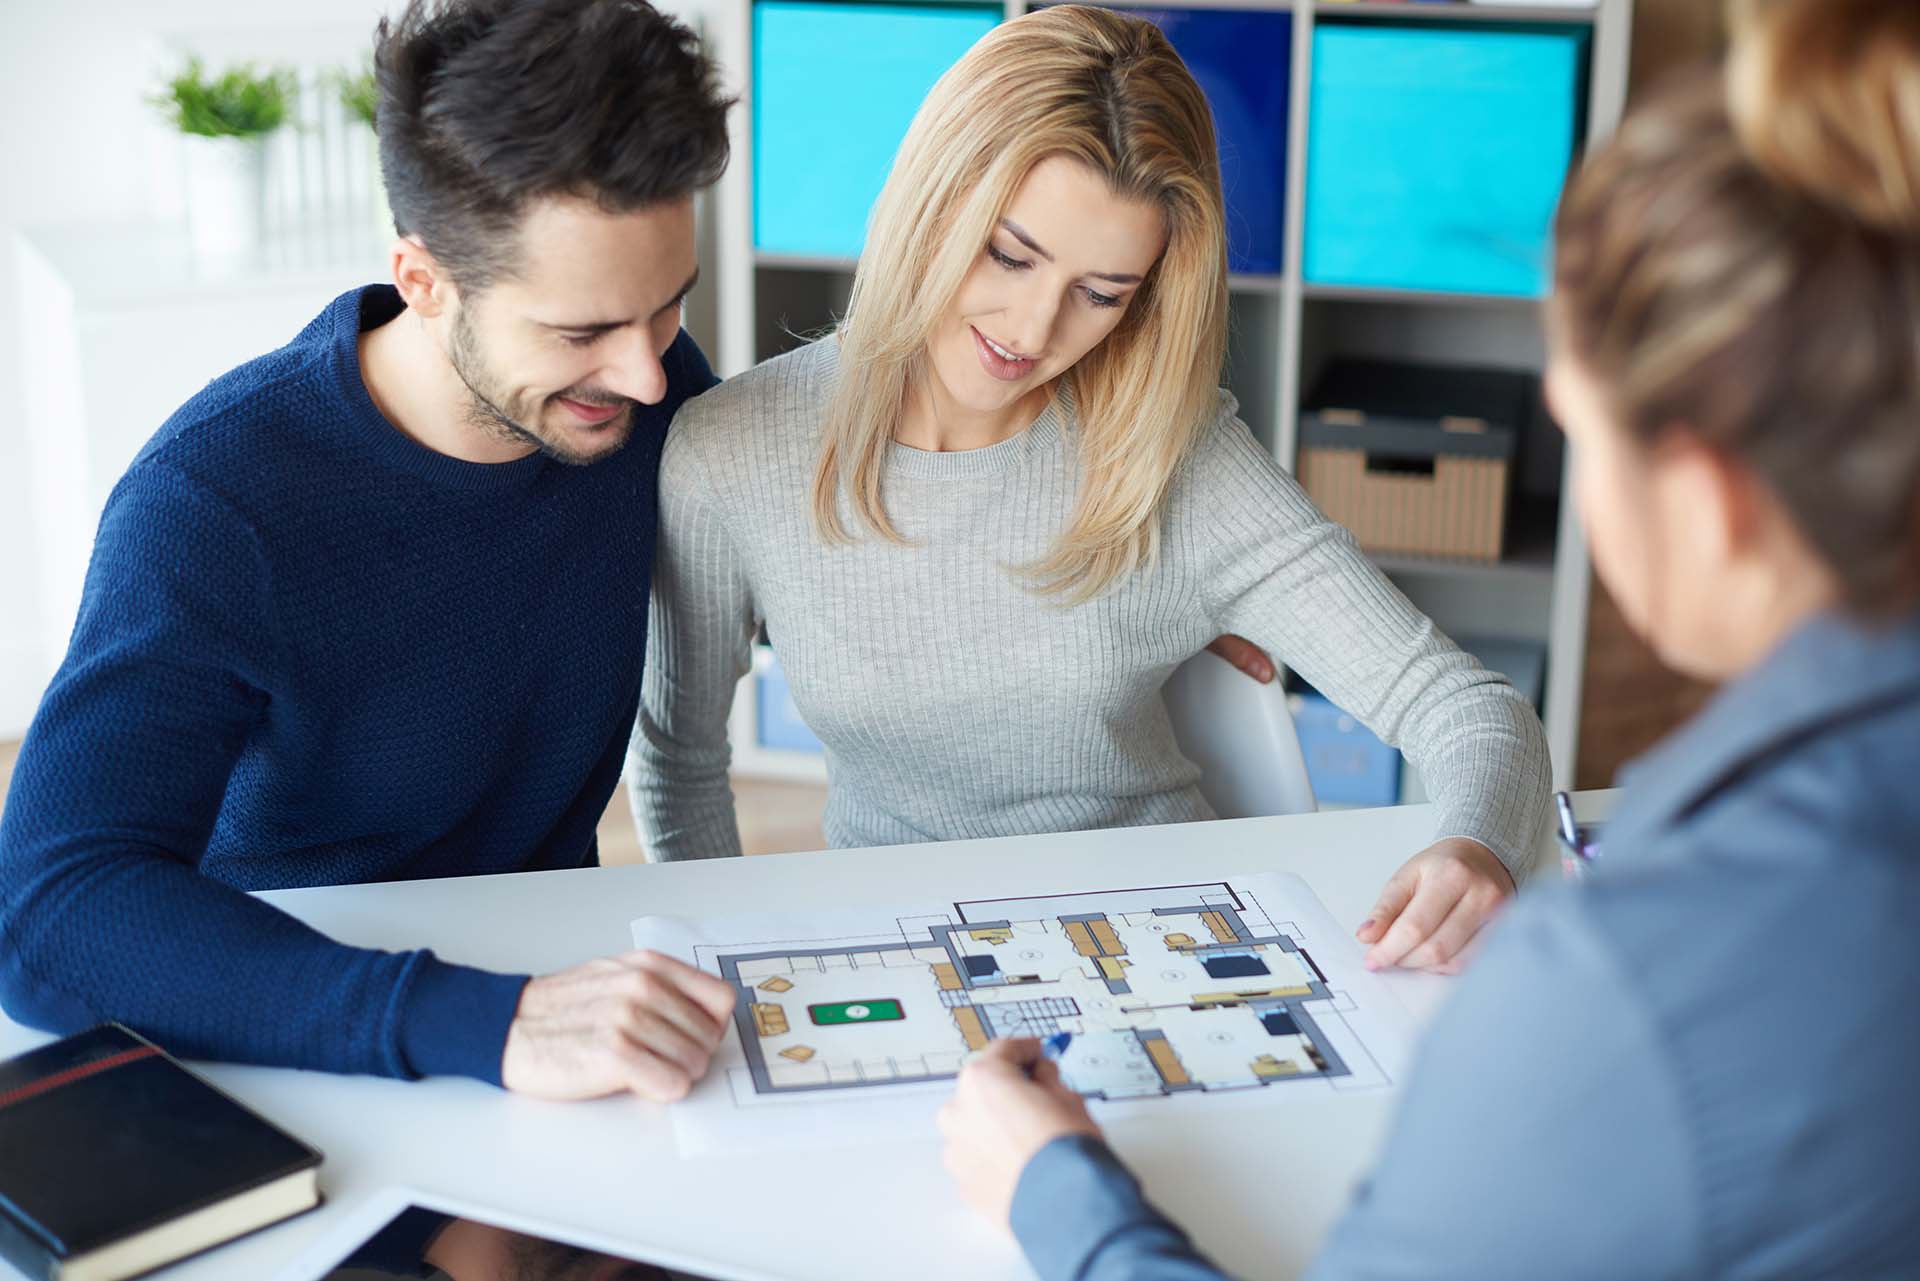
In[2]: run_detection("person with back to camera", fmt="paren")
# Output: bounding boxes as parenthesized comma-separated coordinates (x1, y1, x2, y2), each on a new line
(630, 4, 1553, 979)
(938, 0, 1920, 1276)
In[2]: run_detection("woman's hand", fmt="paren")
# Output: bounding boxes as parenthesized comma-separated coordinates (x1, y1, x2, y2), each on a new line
(1356, 837, 1515, 974)
(938, 1038, 1105, 1226)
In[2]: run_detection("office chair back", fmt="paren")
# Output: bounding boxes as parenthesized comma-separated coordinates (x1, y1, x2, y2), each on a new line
(1163, 649, 1317, 819)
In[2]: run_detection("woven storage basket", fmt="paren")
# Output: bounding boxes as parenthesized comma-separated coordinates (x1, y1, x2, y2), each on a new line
(1299, 361, 1528, 562)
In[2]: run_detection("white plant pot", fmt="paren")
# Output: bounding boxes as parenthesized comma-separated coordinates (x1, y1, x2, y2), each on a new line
(183, 134, 268, 271)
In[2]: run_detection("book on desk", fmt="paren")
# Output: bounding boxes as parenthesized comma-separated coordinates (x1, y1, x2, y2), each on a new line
(0, 1023, 322, 1281)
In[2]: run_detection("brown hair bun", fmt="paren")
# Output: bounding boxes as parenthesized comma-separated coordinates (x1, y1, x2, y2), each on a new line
(1728, 0, 1920, 236)
(1553, 51, 1920, 617)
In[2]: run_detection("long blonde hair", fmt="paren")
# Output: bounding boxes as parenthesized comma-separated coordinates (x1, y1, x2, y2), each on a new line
(811, 5, 1228, 603)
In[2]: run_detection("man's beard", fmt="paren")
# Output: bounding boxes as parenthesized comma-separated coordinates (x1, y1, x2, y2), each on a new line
(447, 307, 636, 467)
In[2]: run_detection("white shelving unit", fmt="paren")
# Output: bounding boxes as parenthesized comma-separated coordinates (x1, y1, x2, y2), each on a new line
(695, 0, 1635, 788)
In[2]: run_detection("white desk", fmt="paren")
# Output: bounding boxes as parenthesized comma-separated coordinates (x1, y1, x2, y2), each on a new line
(0, 793, 1617, 1281)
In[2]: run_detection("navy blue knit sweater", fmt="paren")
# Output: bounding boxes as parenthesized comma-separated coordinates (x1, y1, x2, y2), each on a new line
(0, 286, 715, 1084)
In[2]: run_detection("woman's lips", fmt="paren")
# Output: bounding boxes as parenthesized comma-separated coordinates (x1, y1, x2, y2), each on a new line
(972, 326, 1036, 382)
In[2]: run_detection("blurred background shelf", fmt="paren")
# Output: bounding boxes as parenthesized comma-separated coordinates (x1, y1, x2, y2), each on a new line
(753, 250, 859, 272)
(1228, 272, 1290, 293)
(1299, 282, 1543, 309)
(1312, 1, 1599, 23)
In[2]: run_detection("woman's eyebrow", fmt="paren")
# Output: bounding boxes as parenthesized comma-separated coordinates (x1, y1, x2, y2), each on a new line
(999, 217, 1054, 262)
(998, 218, 1143, 285)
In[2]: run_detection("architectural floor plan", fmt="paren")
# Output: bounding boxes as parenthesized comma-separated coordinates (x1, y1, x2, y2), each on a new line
(719, 882, 1350, 1100)
(633, 873, 1413, 1152)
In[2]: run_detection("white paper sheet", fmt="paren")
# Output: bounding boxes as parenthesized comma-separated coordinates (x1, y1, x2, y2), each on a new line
(632, 872, 1416, 1157)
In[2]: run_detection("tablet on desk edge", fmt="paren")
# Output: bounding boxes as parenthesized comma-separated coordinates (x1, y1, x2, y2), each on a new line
(267, 1186, 788, 1281)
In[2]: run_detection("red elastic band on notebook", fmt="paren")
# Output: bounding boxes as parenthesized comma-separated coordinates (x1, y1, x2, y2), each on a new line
(0, 1044, 162, 1114)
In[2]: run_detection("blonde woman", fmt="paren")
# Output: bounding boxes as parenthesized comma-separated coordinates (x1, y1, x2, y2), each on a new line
(629, 6, 1551, 971)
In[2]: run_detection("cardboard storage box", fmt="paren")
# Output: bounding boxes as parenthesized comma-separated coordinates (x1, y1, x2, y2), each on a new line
(1298, 359, 1530, 563)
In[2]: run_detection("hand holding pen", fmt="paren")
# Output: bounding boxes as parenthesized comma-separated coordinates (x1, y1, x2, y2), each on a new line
(939, 1033, 1101, 1225)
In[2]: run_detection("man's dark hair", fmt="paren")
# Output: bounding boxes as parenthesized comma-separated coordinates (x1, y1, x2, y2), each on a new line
(373, 0, 733, 289)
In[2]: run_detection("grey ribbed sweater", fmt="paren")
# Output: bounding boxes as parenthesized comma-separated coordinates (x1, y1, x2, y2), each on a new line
(627, 337, 1551, 877)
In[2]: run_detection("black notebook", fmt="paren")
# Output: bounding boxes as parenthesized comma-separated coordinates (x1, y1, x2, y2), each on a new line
(0, 1024, 322, 1281)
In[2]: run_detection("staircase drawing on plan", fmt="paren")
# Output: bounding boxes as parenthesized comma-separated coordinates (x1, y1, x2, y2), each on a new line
(707, 882, 1375, 1101)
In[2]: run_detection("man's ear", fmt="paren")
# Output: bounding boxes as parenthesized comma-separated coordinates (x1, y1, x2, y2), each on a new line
(390, 235, 455, 319)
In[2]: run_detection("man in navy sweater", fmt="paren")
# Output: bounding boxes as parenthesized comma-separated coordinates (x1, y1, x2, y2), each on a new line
(0, 0, 739, 1099)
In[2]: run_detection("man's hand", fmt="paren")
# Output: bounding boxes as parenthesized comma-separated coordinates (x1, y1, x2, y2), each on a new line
(500, 950, 735, 1101)
(938, 1039, 1104, 1227)
(1356, 837, 1515, 974)
(1204, 634, 1275, 683)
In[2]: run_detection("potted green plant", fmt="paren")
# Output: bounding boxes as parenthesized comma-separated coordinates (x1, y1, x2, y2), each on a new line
(336, 66, 377, 129)
(153, 58, 295, 268)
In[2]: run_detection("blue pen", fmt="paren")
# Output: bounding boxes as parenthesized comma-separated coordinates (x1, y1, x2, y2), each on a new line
(1554, 791, 1604, 879)
(1005, 1031, 1075, 1083)
(1023, 1031, 1073, 1079)
(1555, 790, 1579, 846)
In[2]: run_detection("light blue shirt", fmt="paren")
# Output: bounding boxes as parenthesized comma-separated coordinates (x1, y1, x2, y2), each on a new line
(1011, 610, 1920, 1280)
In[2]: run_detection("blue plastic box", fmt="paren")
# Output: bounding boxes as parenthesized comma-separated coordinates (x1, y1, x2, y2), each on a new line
(1123, 8, 1291, 274)
(1292, 689, 1402, 808)
(1304, 23, 1588, 297)
(754, 1, 1000, 258)
(756, 652, 824, 753)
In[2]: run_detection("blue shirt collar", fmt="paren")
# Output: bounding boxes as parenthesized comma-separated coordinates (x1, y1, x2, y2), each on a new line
(1609, 609, 1920, 852)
